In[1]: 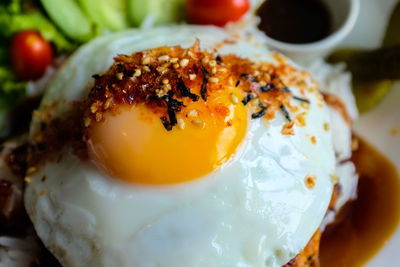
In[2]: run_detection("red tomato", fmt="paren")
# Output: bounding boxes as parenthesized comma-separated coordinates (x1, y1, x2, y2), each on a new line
(11, 30, 54, 81)
(186, 0, 250, 26)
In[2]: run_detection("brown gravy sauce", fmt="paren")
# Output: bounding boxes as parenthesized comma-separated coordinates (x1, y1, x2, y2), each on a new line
(320, 137, 400, 266)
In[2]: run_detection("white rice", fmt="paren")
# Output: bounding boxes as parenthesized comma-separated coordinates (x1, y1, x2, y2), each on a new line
(307, 60, 359, 227)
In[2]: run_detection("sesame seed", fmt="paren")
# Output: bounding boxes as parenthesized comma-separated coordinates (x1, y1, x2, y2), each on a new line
(143, 66, 151, 72)
(231, 93, 239, 104)
(116, 72, 124, 80)
(156, 66, 165, 73)
(177, 118, 185, 130)
(301, 104, 310, 112)
(187, 109, 198, 118)
(142, 56, 151, 65)
(189, 74, 196, 80)
(133, 69, 141, 77)
(103, 98, 112, 110)
(26, 167, 37, 175)
(162, 78, 169, 85)
(95, 112, 102, 122)
(253, 70, 260, 76)
(330, 174, 339, 184)
(188, 51, 195, 58)
(228, 76, 234, 86)
(24, 177, 31, 184)
(211, 67, 217, 74)
(156, 89, 165, 98)
(90, 103, 98, 114)
(180, 58, 189, 67)
(158, 55, 169, 62)
(259, 81, 266, 87)
(170, 57, 178, 63)
(209, 60, 216, 67)
(219, 67, 227, 73)
(208, 77, 219, 83)
(202, 57, 209, 65)
(173, 63, 180, 69)
(192, 120, 205, 128)
(84, 117, 91, 127)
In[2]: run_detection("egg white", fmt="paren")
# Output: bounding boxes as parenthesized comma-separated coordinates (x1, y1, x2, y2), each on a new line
(25, 25, 335, 267)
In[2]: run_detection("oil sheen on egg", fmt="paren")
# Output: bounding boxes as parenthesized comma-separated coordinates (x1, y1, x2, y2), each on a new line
(24, 25, 335, 267)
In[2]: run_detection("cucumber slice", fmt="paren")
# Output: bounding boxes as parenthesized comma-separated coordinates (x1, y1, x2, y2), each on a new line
(128, 0, 184, 27)
(78, 0, 130, 31)
(353, 80, 393, 113)
(328, 46, 400, 81)
(40, 0, 93, 42)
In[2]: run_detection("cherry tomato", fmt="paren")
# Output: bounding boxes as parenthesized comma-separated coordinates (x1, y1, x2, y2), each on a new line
(186, 0, 250, 26)
(11, 30, 54, 81)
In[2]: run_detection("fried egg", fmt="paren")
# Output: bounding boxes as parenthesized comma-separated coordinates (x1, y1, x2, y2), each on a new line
(24, 25, 336, 267)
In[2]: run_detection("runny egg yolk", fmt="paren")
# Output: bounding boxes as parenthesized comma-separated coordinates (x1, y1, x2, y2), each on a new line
(87, 89, 248, 185)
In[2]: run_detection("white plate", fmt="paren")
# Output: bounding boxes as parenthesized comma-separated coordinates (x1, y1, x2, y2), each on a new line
(341, 0, 400, 266)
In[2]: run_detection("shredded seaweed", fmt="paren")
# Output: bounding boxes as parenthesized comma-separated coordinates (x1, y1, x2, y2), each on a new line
(202, 65, 210, 77)
(177, 78, 199, 101)
(242, 94, 255, 105)
(252, 102, 267, 119)
(215, 55, 222, 64)
(88, 85, 102, 98)
(92, 74, 103, 80)
(201, 77, 208, 101)
(259, 83, 276, 92)
(293, 96, 310, 104)
(167, 106, 177, 127)
(280, 104, 291, 122)
(161, 116, 172, 131)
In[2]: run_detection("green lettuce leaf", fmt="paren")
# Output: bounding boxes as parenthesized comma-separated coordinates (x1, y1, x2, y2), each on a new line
(0, 1, 75, 52)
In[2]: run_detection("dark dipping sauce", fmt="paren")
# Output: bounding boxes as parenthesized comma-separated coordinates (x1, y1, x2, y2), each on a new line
(257, 0, 332, 44)
(320, 137, 400, 267)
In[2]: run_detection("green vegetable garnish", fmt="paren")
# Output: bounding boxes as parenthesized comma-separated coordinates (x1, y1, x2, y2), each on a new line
(78, 0, 130, 32)
(0, 67, 26, 137)
(128, 0, 185, 27)
(40, 0, 94, 42)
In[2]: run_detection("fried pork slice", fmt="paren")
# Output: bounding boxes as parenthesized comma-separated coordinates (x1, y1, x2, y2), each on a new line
(283, 231, 321, 267)
(0, 138, 60, 266)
